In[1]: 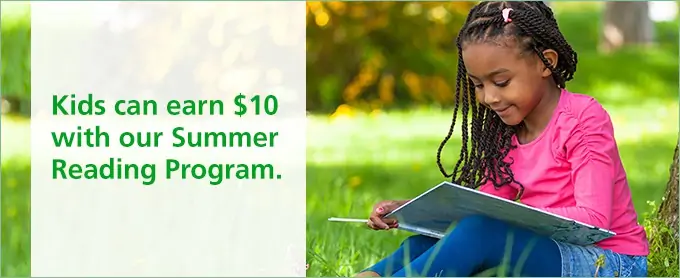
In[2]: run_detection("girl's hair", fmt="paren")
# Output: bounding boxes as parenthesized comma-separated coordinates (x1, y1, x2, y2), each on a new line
(436, 1, 578, 200)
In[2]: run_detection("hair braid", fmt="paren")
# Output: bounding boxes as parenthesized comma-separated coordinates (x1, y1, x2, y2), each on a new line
(436, 43, 465, 178)
(435, 2, 489, 180)
(435, 1, 577, 200)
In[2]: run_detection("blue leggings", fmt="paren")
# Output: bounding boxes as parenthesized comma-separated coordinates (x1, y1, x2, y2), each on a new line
(364, 215, 562, 277)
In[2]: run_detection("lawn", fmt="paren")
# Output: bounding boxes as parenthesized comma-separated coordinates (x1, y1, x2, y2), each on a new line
(1, 115, 31, 276)
(305, 103, 678, 276)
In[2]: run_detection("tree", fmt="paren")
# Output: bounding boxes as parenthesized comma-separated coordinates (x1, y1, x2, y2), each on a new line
(645, 138, 679, 276)
(599, 2, 655, 53)
(656, 138, 678, 237)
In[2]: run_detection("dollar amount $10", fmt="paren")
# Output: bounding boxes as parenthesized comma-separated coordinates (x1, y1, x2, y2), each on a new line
(234, 93, 278, 117)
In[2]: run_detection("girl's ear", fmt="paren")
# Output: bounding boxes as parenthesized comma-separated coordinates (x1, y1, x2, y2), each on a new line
(540, 49, 559, 78)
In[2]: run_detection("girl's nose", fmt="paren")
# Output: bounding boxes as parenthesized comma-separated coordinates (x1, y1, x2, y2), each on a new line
(483, 89, 501, 106)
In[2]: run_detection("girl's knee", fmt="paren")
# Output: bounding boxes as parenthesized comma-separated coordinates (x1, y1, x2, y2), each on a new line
(456, 215, 507, 233)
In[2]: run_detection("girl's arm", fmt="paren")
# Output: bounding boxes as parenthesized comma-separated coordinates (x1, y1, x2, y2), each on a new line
(538, 101, 616, 230)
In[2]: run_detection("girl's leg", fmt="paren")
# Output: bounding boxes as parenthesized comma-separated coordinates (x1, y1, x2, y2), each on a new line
(359, 235, 439, 277)
(392, 215, 562, 277)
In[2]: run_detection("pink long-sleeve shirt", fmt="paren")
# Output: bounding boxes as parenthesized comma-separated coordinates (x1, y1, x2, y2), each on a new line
(479, 89, 649, 256)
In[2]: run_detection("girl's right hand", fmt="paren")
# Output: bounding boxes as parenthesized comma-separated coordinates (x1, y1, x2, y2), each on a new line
(367, 199, 409, 230)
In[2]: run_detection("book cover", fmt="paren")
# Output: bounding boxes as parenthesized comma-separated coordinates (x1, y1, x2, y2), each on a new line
(330, 181, 615, 246)
(383, 181, 615, 246)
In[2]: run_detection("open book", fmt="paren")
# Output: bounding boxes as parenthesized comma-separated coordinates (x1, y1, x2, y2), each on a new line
(329, 181, 615, 246)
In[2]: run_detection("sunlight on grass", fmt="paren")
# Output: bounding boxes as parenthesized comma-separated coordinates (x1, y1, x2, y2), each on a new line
(1, 115, 30, 163)
(607, 101, 678, 142)
(0, 2, 30, 20)
(308, 101, 678, 165)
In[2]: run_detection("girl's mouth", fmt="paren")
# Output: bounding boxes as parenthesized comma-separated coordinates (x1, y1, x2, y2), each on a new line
(493, 106, 511, 116)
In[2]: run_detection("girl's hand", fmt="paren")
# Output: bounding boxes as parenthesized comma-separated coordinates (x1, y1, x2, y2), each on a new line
(367, 200, 409, 230)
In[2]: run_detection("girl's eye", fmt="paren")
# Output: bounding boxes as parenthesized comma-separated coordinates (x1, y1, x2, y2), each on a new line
(495, 80, 510, 87)
(474, 83, 483, 89)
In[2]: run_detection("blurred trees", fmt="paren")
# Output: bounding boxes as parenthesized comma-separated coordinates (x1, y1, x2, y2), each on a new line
(600, 2, 654, 53)
(1, 1, 674, 118)
(306, 1, 475, 113)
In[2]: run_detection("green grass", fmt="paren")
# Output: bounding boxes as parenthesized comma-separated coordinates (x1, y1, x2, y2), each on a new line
(0, 161, 31, 277)
(306, 104, 678, 276)
(1, 115, 31, 276)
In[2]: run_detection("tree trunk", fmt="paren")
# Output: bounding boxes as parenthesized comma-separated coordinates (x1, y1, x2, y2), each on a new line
(656, 138, 679, 237)
(600, 2, 655, 53)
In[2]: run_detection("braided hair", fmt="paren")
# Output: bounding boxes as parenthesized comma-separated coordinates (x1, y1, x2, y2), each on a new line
(436, 1, 577, 200)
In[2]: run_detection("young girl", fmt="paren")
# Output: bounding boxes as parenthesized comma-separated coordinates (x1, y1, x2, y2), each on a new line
(358, 1, 649, 277)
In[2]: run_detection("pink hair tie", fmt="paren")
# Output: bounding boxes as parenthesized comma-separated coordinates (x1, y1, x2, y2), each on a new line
(502, 8, 513, 23)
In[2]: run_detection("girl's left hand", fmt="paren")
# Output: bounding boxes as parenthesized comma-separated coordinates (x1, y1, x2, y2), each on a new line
(367, 199, 407, 230)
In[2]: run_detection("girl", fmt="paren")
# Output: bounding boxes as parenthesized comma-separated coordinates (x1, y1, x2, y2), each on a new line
(358, 1, 649, 277)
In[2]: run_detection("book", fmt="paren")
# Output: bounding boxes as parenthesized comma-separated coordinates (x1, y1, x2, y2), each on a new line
(329, 181, 615, 246)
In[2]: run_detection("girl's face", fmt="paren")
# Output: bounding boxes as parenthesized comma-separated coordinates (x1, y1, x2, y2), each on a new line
(461, 40, 556, 126)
